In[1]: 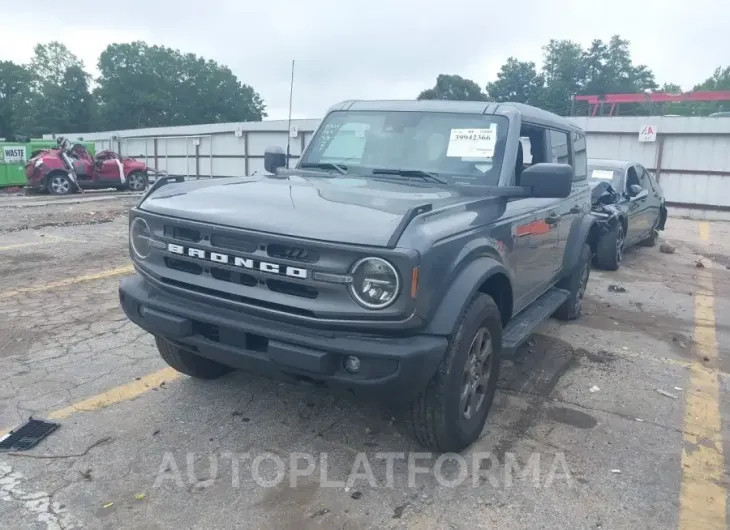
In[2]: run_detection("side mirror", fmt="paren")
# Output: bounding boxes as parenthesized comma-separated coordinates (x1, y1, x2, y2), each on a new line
(519, 163, 573, 198)
(630, 187, 648, 201)
(264, 146, 286, 174)
(628, 184, 643, 196)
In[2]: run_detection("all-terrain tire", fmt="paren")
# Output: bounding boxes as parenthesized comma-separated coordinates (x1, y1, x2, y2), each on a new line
(407, 293, 502, 453)
(155, 336, 233, 379)
(554, 243, 591, 321)
(594, 222, 624, 271)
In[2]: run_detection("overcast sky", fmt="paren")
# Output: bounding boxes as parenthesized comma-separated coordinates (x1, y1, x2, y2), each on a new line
(1, 0, 727, 121)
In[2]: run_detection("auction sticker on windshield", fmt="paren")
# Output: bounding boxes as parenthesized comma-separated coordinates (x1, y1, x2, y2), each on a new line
(447, 126, 496, 158)
(591, 169, 615, 180)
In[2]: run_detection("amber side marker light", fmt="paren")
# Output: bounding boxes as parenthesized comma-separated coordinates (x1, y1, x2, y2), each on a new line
(410, 267, 419, 298)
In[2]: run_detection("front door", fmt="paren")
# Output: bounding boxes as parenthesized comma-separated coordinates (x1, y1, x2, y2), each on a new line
(507, 197, 560, 313)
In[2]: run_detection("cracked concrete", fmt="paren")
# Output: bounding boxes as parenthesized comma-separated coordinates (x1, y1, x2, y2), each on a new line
(0, 199, 729, 529)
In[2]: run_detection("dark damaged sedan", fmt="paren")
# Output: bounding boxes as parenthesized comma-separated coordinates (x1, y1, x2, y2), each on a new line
(588, 158, 667, 270)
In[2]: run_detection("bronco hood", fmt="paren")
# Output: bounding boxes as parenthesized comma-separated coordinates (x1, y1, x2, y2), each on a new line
(139, 174, 474, 247)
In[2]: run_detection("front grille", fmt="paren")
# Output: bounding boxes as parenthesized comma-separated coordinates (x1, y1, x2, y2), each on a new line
(160, 223, 322, 301)
(160, 277, 316, 317)
(267, 243, 318, 263)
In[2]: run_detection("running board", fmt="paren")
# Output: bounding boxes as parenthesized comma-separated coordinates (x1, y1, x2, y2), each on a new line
(502, 287, 570, 356)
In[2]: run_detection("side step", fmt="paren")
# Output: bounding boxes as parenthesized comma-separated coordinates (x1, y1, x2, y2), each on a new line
(502, 287, 570, 356)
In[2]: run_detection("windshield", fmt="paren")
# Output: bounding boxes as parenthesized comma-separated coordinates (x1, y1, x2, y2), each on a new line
(587, 166, 622, 190)
(299, 110, 509, 186)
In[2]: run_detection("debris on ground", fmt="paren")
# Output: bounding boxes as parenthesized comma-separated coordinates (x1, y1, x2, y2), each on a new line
(703, 356, 710, 362)
(135, 493, 146, 501)
(351, 491, 363, 500)
(695, 260, 705, 268)
(0, 418, 60, 452)
(659, 242, 676, 254)
(674, 387, 682, 391)
(103, 502, 114, 509)
(611, 469, 621, 474)
(608, 285, 627, 293)
(655, 389, 679, 399)
(589, 385, 601, 393)
(635, 418, 644, 422)
(79, 469, 92, 481)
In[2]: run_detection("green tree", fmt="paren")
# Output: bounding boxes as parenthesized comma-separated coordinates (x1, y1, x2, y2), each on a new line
(29, 42, 85, 88)
(541, 40, 585, 114)
(94, 42, 266, 130)
(486, 58, 545, 106)
(691, 66, 730, 115)
(580, 36, 657, 115)
(417, 74, 486, 101)
(0, 61, 33, 139)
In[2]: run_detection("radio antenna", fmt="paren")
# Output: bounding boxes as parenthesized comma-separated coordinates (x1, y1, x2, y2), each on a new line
(285, 60, 295, 168)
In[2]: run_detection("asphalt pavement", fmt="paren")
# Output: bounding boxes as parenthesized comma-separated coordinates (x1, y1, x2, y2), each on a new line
(0, 194, 728, 529)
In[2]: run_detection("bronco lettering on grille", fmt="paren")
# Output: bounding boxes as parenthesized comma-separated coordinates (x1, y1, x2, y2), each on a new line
(167, 243, 308, 279)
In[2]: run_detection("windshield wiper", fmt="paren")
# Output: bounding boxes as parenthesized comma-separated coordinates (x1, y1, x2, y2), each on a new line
(299, 162, 347, 175)
(371, 168, 447, 185)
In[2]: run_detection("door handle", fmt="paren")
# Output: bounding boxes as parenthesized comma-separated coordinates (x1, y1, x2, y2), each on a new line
(570, 205, 582, 214)
(545, 213, 561, 225)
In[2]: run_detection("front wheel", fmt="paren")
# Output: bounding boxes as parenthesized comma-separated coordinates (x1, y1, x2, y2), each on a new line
(47, 173, 73, 195)
(407, 293, 502, 452)
(554, 243, 591, 321)
(594, 222, 624, 271)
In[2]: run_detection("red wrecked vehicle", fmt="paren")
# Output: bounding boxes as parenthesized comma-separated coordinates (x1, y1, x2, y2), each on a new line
(25, 138, 150, 195)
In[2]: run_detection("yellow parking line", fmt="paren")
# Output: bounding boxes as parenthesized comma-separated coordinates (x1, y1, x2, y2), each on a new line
(0, 368, 182, 437)
(0, 265, 133, 299)
(679, 221, 726, 530)
(47, 367, 181, 420)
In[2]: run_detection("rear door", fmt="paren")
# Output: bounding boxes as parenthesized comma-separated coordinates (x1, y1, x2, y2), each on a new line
(624, 165, 648, 244)
(552, 129, 590, 278)
(637, 164, 661, 231)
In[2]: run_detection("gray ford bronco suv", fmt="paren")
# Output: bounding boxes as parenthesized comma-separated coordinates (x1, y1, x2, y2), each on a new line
(119, 100, 597, 452)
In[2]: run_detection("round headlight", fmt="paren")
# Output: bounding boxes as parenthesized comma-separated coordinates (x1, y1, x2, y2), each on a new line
(130, 217, 152, 259)
(349, 257, 400, 309)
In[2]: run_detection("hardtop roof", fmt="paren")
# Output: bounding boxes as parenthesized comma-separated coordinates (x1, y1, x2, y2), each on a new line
(326, 99, 583, 133)
(587, 158, 633, 170)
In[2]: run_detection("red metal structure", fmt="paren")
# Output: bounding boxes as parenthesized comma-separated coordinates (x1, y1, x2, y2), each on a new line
(573, 91, 730, 116)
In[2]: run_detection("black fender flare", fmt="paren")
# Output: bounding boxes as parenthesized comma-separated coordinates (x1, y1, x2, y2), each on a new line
(560, 213, 598, 274)
(424, 257, 511, 336)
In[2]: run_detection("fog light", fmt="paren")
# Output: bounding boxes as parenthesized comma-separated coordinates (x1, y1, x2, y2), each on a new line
(344, 356, 361, 374)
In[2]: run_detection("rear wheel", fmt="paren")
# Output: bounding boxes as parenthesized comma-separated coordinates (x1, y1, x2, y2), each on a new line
(407, 293, 502, 452)
(155, 336, 233, 379)
(127, 171, 148, 192)
(46, 173, 73, 195)
(554, 243, 591, 321)
(594, 222, 624, 271)
(639, 222, 659, 247)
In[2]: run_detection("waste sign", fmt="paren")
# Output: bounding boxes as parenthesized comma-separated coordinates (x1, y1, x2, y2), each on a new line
(1, 146, 27, 164)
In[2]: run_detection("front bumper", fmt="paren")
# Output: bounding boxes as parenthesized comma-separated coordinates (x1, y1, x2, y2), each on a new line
(119, 275, 448, 402)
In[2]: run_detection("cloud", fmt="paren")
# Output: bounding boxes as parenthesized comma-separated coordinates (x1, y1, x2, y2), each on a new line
(1, 0, 728, 120)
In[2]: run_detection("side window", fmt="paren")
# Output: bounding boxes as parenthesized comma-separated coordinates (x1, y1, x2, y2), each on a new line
(639, 165, 656, 192)
(636, 165, 650, 189)
(549, 129, 570, 165)
(571, 132, 587, 181)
